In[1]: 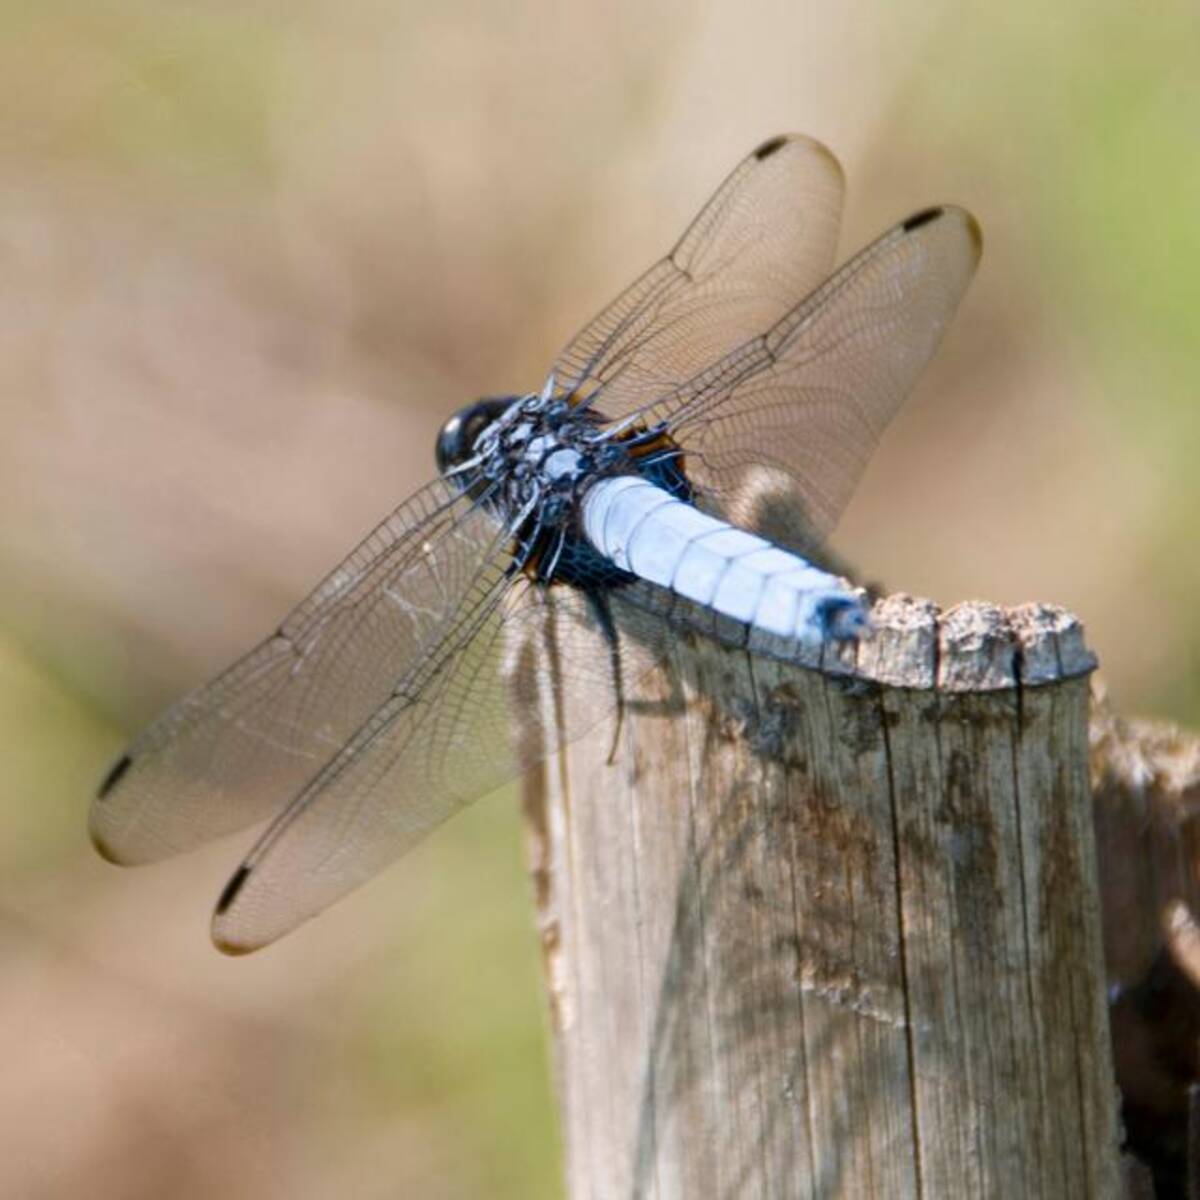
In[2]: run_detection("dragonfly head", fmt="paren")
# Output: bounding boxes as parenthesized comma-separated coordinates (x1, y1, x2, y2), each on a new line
(435, 397, 518, 476)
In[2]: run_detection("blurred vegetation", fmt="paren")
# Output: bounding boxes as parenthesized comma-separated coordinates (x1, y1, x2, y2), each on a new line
(924, 0, 1200, 718)
(1, 1, 1197, 1195)
(0, 1, 281, 179)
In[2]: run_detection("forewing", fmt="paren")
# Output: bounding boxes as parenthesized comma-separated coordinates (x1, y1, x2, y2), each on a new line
(210, 576, 677, 953)
(551, 134, 844, 420)
(651, 206, 982, 551)
(90, 477, 510, 864)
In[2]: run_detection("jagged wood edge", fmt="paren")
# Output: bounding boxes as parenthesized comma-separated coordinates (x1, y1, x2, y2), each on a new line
(663, 590, 1097, 692)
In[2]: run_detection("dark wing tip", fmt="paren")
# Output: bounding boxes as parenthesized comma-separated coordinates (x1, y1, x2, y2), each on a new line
(91, 752, 136, 864)
(901, 206, 944, 233)
(753, 134, 789, 160)
(213, 935, 256, 957)
(962, 209, 984, 259)
(96, 752, 133, 800)
(90, 826, 124, 865)
(901, 204, 984, 262)
(214, 864, 251, 916)
(212, 865, 260, 955)
(749, 134, 844, 188)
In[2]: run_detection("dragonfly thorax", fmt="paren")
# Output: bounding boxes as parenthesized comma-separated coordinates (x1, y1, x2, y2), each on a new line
(439, 392, 625, 520)
(436, 390, 690, 584)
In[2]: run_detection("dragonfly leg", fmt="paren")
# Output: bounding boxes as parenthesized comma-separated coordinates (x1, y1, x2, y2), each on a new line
(583, 587, 624, 765)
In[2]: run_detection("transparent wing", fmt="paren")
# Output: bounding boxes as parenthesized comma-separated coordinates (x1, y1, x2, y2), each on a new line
(645, 206, 983, 552)
(210, 576, 679, 953)
(551, 134, 844, 421)
(95, 144, 980, 952)
(90, 477, 511, 865)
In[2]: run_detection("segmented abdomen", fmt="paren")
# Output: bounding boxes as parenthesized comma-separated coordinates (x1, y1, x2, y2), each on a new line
(580, 476, 864, 642)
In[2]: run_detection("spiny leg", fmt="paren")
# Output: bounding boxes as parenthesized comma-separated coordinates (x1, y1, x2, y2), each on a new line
(583, 587, 625, 765)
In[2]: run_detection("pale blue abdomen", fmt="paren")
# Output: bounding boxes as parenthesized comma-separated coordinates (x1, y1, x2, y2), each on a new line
(581, 476, 868, 642)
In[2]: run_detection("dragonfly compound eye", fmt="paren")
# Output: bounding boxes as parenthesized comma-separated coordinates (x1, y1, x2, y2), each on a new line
(435, 397, 517, 474)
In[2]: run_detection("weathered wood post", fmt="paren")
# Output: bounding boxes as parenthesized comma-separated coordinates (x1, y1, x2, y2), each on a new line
(519, 594, 1121, 1199)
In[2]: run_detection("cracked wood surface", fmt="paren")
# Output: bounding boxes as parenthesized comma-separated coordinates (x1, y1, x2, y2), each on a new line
(518, 593, 1120, 1199)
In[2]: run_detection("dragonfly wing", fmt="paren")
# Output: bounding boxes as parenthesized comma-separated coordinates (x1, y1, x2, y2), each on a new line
(210, 576, 677, 953)
(90, 477, 511, 864)
(550, 134, 844, 419)
(651, 205, 982, 553)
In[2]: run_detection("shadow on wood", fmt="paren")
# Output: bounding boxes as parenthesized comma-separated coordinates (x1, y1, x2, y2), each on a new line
(518, 594, 1120, 1199)
(1093, 698, 1200, 1194)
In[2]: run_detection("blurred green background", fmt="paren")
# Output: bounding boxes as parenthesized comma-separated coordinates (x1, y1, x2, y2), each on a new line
(2, 1, 1198, 1196)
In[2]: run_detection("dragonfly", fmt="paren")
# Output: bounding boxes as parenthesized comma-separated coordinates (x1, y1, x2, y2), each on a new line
(90, 134, 981, 954)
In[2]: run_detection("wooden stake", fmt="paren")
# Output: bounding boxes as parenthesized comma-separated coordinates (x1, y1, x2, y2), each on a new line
(519, 594, 1121, 1199)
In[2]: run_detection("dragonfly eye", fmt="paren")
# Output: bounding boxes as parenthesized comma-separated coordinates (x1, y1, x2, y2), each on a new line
(435, 397, 517, 474)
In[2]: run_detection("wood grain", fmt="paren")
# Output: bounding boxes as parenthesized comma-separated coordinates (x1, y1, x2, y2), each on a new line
(518, 594, 1121, 1199)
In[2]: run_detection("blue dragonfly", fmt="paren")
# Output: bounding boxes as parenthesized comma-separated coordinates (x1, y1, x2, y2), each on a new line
(91, 135, 981, 953)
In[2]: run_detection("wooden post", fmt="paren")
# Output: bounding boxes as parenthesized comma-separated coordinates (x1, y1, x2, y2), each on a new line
(519, 594, 1121, 1199)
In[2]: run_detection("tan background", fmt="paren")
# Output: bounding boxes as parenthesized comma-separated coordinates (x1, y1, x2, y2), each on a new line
(3, 2, 1198, 1196)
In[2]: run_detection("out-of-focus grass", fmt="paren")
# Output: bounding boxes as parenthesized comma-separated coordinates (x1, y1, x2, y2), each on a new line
(344, 793, 562, 1198)
(0, 632, 117, 872)
(0, 0, 282, 182)
(926, 0, 1200, 722)
(0, 628, 561, 1199)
